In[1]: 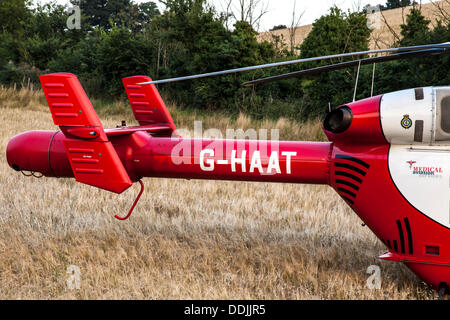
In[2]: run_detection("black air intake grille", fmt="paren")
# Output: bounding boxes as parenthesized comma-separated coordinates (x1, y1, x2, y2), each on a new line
(334, 154, 370, 206)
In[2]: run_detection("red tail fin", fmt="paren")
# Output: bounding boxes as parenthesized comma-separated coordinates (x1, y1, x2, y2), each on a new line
(122, 76, 176, 136)
(40, 73, 132, 194)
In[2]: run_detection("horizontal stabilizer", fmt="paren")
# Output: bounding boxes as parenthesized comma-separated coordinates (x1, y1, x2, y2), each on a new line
(122, 76, 176, 136)
(40, 73, 103, 128)
(40, 73, 132, 194)
(63, 139, 132, 193)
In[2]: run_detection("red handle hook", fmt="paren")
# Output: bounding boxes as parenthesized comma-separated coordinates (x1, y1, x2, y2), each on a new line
(115, 180, 144, 221)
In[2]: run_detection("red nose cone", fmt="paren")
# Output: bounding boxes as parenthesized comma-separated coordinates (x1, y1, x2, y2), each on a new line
(6, 131, 56, 175)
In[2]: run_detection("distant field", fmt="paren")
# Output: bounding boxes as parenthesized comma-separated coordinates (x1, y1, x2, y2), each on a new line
(258, 1, 450, 52)
(0, 86, 437, 299)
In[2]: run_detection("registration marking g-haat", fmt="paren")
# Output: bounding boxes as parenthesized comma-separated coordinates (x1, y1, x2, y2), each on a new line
(199, 149, 297, 174)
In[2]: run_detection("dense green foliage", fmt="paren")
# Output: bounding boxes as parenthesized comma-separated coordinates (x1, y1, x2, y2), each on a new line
(385, 0, 413, 10)
(375, 8, 450, 94)
(297, 7, 371, 116)
(0, 0, 449, 121)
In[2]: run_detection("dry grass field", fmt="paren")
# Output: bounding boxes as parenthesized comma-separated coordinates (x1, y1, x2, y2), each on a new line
(0, 86, 438, 299)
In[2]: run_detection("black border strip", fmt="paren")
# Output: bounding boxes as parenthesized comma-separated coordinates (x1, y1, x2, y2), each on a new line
(404, 217, 413, 254)
(335, 154, 370, 169)
(378, 94, 389, 144)
(386, 240, 392, 249)
(393, 240, 398, 252)
(335, 163, 367, 176)
(396, 220, 405, 254)
(336, 179, 360, 191)
(335, 171, 363, 183)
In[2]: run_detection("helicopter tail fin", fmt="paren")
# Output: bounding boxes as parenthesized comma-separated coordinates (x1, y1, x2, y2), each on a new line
(122, 76, 177, 136)
(39, 73, 132, 194)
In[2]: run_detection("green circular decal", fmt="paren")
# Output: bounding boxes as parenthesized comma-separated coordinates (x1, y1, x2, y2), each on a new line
(401, 115, 412, 129)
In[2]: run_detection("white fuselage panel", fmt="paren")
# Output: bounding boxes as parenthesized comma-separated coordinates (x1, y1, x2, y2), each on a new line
(381, 87, 450, 228)
(388, 145, 450, 228)
(380, 87, 434, 145)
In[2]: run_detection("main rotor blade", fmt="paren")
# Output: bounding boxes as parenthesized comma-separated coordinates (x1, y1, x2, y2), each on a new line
(138, 42, 450, 85)
(242, 47, 449, 87)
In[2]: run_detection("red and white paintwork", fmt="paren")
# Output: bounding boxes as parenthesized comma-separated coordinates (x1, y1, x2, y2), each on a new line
(6, 73, 450, 292)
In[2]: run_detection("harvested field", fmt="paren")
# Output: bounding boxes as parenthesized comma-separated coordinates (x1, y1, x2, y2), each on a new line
(0, 86, 436, 299)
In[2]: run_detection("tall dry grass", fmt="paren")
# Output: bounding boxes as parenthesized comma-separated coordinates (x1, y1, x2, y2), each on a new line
(0, 86, 437, 299)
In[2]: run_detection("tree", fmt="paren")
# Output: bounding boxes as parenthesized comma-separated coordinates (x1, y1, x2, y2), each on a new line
(146, 0, 275, 110)
(0, 32, 17, 66)
(220, 0, 269, 31)
(25, 3, 68, 39)
(375, 7, 449, 94)
(0, 0, 31, 37)
(73, 0, 159, 31)
(270, 25, 287, 31)
(286, 0, 305, 56)
(399, 7, 431, 45)
(298, 7, 371, 117)
(74, 0, 109, 29)
(385, 0, 412, 10)
(95, 27, 155, 95)
(429, 0, 450, 24)
(300, 7, 370, 60)
(137, 2, 160, 29)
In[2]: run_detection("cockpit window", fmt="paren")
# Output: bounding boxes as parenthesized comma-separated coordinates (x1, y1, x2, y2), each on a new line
(440, 96, 450, 133)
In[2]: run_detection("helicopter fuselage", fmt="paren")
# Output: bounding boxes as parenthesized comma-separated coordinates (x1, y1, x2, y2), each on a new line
(6, 75, 450, 292)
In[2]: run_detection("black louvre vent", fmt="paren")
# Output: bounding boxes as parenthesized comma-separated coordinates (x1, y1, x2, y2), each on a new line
(334, 154, 370, 206)
(383, 218, 413, 254)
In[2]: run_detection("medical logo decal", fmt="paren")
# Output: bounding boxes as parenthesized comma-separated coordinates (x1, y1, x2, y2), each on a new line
(401, 114, 412, 129)
(406, 160, 443, 177)
(406, 160, 416, 169)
